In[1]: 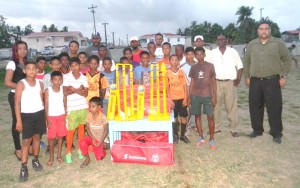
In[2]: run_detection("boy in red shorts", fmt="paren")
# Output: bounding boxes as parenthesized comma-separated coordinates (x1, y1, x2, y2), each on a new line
(44, 71, 67, 166)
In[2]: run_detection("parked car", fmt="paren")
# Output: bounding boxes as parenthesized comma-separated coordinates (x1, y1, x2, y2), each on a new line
(41, 48, 54, 55)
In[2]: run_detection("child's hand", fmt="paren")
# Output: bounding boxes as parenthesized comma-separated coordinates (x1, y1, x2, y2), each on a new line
(79, 85, 84, 90)
(16, 121, 23, 132)
(182, 99, 188, 107)
(47, 118, 52, 128)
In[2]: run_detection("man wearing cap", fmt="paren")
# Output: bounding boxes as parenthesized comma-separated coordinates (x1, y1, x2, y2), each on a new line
(193, 35, 211, 61)
(86, 32, 111, 58)
(154, 33, 164, 60)
(209, 34, 243, 137)
(130, 36, 143, 62)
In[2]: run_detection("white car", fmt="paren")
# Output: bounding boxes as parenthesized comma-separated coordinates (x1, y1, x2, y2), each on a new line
(41, 48, 54, 55)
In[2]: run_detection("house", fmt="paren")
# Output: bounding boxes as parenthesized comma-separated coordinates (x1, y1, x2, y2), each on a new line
(281, 30, 300, 42)
(21, 31, 88, 50)
(139, 33, 191, 48)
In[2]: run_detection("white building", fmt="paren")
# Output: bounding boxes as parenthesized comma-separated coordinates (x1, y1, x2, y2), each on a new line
(139, 33, 191, 48)
(21, 31, 88, 51)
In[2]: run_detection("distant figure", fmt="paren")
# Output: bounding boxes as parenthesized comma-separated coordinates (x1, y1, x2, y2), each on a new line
(147, 41, 158, 64)
(130, 36, 143, 62)
(154, 33, 164, 60)
(288, 44, 298, 68)
(175, 44, 186, 66)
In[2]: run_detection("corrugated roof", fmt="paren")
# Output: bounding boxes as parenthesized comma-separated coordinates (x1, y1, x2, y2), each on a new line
(24, 31, 84, 38)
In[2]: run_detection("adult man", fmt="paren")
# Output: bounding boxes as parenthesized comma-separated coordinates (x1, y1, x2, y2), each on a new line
(210, 34, 243, 137)
(85, 32, 102, 56)
(193, 35, 211, 61)
(68, 40, 79, 58)
(243, 22, 291, 144)
(130, 36, 143, 62)
(154, 33, 164, 60)
(175, 44, 186, 66)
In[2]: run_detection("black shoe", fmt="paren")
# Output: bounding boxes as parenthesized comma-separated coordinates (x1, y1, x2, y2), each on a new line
(273, 137, 282, 144)
(32, 159, 43, 171)
(248, 131, 263, 138)
(231, 132, 239, 137)
(180, 136, 191, 144)
(19, 166, 28, 182)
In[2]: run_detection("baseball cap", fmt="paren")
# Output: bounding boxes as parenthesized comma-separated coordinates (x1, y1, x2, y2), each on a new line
(194, 35, 204, 41)
(91, 32, 101, 38)
(130, 36, 139, 42)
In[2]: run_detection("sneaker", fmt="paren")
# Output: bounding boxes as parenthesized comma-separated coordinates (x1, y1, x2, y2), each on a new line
(19, 166, 28, 182)
(40, 141, 46, 149)
(209, 140, 217, 150)
(195, 137, 205, 146)
(32, 159, 43, 171)
(65, 153, 73, 164)
(77, 150, 85, 159)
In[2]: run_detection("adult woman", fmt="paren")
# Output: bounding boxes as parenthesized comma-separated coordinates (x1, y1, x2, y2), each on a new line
(4, 41, 28, 160)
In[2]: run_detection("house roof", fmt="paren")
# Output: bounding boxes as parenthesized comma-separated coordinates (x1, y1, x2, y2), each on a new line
(281, 30, 300, 35)
(139, 33, 185, 39)
(24, 31, 84, 38)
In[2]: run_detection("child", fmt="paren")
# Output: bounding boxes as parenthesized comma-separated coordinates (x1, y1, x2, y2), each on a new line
(78, 51, 90, 74)
(44, 71, 67, 166)
(188, 47, 217, 150)
(180, 47, 196, 135)
(134, 51, 151, 85)
(98, 45, 116, 72)
(58, 52, 70, 75)
(85, 55, 108, 103)
(35, 56, 47, 80)
(63, 57, 88, 163)
(118, 57, 131, 86)
(166, 55, 190, 144)
(15, 62, 46, 182)
(147, 41, 158, 64)
(101, 57, 116, 85)
(79, 97, 108, 168)
(43, 56, 61, 91)
(123, 47, 140, 69)
(158, 42, 172, 68)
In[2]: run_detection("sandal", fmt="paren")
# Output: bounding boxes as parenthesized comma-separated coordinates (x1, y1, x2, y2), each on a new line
(47, 160, 54, 167)
(195, 137, 205, 146)
(14, 151, 21, 161)
(57, 158, 64, 163)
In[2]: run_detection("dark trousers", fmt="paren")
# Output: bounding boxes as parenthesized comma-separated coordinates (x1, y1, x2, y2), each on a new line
(249, 77, 283, 138)
(8, 92, 21, 150)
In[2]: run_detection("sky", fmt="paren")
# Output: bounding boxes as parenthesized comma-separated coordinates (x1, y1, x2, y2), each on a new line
(0, 0, 299, 45)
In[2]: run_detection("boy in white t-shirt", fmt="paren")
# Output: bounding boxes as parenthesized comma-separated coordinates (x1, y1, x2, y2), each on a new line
(44, 71, 67, 166)
(63, 57, 88, 164)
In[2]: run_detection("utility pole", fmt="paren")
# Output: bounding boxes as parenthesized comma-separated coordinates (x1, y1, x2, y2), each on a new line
(259, 8, 264, 20)
(102, 22, 109, 46)
(118, 37, 120, 47)
(126, 34, 128, 46)
(88, 4, 97, 34)
(112, 32, 115, 48)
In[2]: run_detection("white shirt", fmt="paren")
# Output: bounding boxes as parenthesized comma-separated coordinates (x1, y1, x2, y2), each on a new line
(179, 56, 186, 67)
(155, 47, 164, 60)
(209, 46, 243, 80)
(21, 79, 44, 113)
(43, 73, 51, 91)
(180, 61, 196, 86)
(6, 61, 19, 92)
(63, 72, 88, 111)
(194, 47, 211, 62)
(48, 86, 65, 116)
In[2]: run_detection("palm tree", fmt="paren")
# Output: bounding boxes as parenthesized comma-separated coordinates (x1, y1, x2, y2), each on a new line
(236, 6, 254, 26)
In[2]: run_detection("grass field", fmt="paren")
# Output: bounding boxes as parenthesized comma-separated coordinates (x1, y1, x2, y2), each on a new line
(0, 63, 300, 188)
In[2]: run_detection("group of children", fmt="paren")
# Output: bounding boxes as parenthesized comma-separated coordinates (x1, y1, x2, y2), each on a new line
(13, 42, 217, 182)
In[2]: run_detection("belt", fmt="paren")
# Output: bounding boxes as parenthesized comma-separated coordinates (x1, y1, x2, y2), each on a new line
(217, 79, 231, 81)
(251, 74, 280, 80)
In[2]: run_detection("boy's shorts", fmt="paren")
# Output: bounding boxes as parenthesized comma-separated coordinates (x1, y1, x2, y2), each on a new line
(48, 114, 67, 139)
(21, 110, 46, 139)
(190, 96, 213, 116)
(173, 99, 188, 118)
(66, 109, 88, 130)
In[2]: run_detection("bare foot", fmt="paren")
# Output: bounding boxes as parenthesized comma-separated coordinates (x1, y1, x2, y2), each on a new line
(80, 158, 90, 168)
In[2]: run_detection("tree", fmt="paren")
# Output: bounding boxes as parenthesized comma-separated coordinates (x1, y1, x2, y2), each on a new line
(48, 24, 58, 32)
(0, 15, 12, 48)
(236, 6, 254, 26)
(41, 25, 47, 32)
(176, 28, 183, 36)
(24, 24, 34, 35)
(224, 23, 238, 44)
(206, 23, 223, 43)
(236, 6, 256, 43)
(60, 26, 68, 32)
(260, 17, 281, 38)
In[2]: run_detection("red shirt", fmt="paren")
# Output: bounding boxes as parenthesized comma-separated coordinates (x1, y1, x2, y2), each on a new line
(133, 49, 143, 62)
